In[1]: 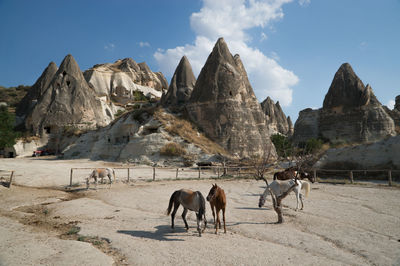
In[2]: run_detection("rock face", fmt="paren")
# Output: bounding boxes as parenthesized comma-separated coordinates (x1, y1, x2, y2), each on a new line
(293, 63, 396, 144)
(314, 135, 400, 170)
(25, 54, 112, 135)
(261, 96, 293, 136)
(384, 95, 400, 131)
(16, 62, 58, 121)
(186, 38, 276, 158)
(84, 58, 168, 104)
(161, 56, 196, 110)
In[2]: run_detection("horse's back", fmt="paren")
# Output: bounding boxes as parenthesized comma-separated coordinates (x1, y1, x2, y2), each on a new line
(177, 189, 203, 212)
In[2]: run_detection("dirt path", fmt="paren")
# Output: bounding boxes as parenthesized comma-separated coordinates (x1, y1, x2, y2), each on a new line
(1, 158, 400, 265)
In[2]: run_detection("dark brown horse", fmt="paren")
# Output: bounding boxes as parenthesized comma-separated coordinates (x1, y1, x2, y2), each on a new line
(206, 184, 226, 234)
(273, 167, 315, 183)
(167, 189, 207, 236)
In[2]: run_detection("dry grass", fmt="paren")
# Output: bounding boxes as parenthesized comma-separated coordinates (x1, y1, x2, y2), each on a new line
(154, 108, 228, 156)
(160, 142, 186, 156)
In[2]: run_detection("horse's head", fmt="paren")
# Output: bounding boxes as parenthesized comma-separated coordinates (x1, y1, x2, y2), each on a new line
(206, 183, 218, 202)
(300, 171, 315, 183)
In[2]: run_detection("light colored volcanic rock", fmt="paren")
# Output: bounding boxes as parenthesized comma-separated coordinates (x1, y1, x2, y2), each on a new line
(261, 96, 293, 136)
(84, 58, 168, 104)
(186, 38, 276, 158)
(24, 54, 113, 135)
(314, 135, 400, 169)
(293, 63, 395, 144)
(161, 56, 196, 110)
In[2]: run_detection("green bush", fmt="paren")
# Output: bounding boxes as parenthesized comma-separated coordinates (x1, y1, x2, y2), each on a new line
(0, 106, 19, 148)
(304, 138, 323, 154)
(270, 134, 293, 157)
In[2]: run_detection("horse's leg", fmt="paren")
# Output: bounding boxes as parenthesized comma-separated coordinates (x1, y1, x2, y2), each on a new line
(171, 202, 180, 229)
(215, 208, 220, 234)
(222, 207, 226, 233)
(196, 213, 202, 237)
(210, 202, 216, 225)
(300, 193, 304, 210)
(181, 208, 189, 230)
(295, 187, 300, 211)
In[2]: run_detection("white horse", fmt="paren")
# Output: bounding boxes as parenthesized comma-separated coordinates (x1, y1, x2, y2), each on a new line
(86, 168, 116, 189)
(258, 179, 310, 211)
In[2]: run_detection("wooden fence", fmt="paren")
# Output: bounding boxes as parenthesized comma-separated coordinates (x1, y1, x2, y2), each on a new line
(0, 170, 14, 188)
(68, 166, 400, 187)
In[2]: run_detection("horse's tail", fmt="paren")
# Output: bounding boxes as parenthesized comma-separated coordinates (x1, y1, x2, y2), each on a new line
(167, 190, 179, 215)
(302, 181, 310, 197)
(197, 191, 206, 220)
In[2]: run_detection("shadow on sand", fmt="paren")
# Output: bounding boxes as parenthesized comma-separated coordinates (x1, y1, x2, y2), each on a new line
(118, 225, 188, 241)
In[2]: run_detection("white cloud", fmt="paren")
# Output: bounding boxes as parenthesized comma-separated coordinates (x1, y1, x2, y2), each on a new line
(154, 0, 298, 106)
(104, 43, 115, 51)
(139, 41, 150, 48)
(388, 99, 395, 109)
(298, 0, 310, 6)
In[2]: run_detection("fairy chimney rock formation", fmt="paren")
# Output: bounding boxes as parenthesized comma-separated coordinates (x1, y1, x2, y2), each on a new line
(16, 62, 58, 120)
(25, 54, 110, 135)
(186, 38, 276, 158)
(84, 58, 168, 104)
(161, 56, 196, 110)
(294, 63, 395, 144)
(261, 96, 293, 136)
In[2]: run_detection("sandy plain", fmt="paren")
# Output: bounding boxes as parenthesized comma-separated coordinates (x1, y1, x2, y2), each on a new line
(0, 157, 399, 265)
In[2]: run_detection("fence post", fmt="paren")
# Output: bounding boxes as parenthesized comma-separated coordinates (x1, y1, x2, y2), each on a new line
(349, 171, 354, 184)
(176, 168, 179, 179)
(127, 168, 130, 182)
(198, 167, 201, 179)
(69, 168, 73, 187)
(217, 167, 220, 178)
(238, 167, 241, 178)
(8, 171, 14, 188)
(313, 169, 317, 182)
(388, 170, 392, 186)
(153, 167, 155, 181)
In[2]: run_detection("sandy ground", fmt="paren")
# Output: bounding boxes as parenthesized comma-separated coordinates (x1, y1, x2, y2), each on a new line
(0, 158, 400, 266)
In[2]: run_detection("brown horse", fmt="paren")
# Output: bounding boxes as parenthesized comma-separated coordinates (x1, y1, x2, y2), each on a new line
(206, 184, 226, 234)
(273, 167, 315, 183)
(167, 189, 207, 237)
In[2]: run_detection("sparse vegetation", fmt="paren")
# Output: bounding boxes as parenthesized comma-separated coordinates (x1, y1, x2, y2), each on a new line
(132, 91, 148, 102)
(160, 142, 186, 156)
(154, 108, 228, 156)
(67, 226, 80, 235)
(0, 85, 30, 112)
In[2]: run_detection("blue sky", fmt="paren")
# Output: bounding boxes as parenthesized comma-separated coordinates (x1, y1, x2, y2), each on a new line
(0, 0, 399, 122)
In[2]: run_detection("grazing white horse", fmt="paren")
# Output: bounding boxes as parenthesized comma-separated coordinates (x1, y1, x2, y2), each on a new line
(86, 168, 116, 189)
(259, 179, 310, 211)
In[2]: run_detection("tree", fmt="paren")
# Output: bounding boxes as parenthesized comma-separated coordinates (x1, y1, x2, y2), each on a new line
(0, 106, 18, 148)
(270, 134, 293, 157)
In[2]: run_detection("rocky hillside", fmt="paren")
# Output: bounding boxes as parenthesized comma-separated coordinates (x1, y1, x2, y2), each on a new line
(186, 38, 276, 158)
(63, 107, 228, 164)
(261, 96, 293, 136)
(314, 135, 400, 170)
(84, 58, 168, 104)
(293, 63, 396, 144)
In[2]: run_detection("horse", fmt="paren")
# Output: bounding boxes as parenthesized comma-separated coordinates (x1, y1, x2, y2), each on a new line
(206, 184, 226, 234)
(167, 189, 207, 237)
(86, 168, 116, 189)
(273, 167, 315, 183)
(259, 178, 310, 211)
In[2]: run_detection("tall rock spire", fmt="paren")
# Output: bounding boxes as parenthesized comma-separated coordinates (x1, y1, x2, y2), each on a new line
(186, 38, 276, 158)
(161, 56, 196, 110)
(25, 54, 109, 135)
